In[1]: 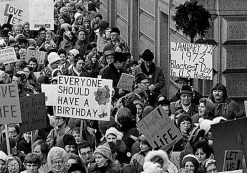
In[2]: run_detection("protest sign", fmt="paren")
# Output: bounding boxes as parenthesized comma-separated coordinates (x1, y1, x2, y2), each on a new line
(170, 42, 213, 80)
(137, 105, 182, 149)
(41, 84, 57, 106)
(0, 47, 17, 64)
(244, 101, 247, 117)
(219, 170, 243, 173)
(170, 152, 181, 169)
(19, 93, 47, 133)
(0, 0, 29, 25)
(26, 50, 46, 64)
(56, 75, 113, 121)
(211, 118, 247, 172)
(117, 73, 135, 92)
(223, 150, 243, 171)
(0, 83, 21, 124)
(29, 0, 54, 30)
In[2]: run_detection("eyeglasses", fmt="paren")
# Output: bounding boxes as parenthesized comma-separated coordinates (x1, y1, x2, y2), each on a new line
(52, 160, 64, 165)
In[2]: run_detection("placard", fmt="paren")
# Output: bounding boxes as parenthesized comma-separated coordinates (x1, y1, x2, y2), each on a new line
(223, 150, 243, 171)
(29, 0, 54, 30)
(170, 42, 213, 80)
(117, 73, 135, 92)
(0, 47, 17, 64)
(0, 83, 22, 124)
(41, 84, 57, 106)
(137, 106, 182, 149)
(0, 0, 29, 25)
(244, 101, 247, 117)
(211, 118, 247, 172)
(19, 93, 47, 133)
(219, 170, 243, 173)
(170, 152, 181, 169)
(56, 76, 113, 121)
(26, 50, 46, 64)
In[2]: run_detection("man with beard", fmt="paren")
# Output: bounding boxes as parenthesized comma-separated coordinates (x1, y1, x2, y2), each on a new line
(209, 83, 243, 120)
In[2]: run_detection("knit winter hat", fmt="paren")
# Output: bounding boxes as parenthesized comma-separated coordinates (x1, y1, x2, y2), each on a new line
(182, 154, 200, 171)
(63, 134, 77, 146)
(94, 145, 112, 161)
(135, 73, 148, 84)
(144, 149, 169, 171)
(141, 49, 154, 61)
(69, 49, 79, 57)
(48, 52, 61, 65)
(0, 151, 7, 162)
(105, 127, 123, 140)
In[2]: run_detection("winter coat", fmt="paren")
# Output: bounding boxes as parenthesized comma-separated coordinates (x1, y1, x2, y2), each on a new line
(170, 100, 198, 117)
(17, 137, 31, 154)
(88, 161, 121, 173)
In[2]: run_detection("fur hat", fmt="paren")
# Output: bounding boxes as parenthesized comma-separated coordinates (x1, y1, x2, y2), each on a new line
(48, 52, 61, 65)
(182, 154, 200, 171)
(135, 73, 148, 84)
(63, 134, 76, 146)
(111, 27, 120, 35)
(180, 85, 193, 95)
(143, 150, 169, 172)
(105, 127, 123, 140)
(59, 14, 71, 24)
(141, 49, 154, 61)
(69, 49, 79, 57)
(94, 145, 112, 160)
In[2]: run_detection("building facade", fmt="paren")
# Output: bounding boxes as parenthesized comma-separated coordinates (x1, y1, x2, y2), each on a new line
(100, 0, 247, 108)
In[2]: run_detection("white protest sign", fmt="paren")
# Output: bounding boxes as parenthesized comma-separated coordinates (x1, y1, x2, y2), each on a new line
(170, 42, 213, 80)
(0, 83, 22, 124)
(41, 84, 57, 106)
(170, 152, 181, 169)
(26, 50, 46, 64)
(117, 73, 135, 92)
(137, 106, 183, 149)
(56, 76, 113, 121)
(0, 0, 29, 25)
(219, 170, 243, 173)
(29, 0, 54, 30)
(0, 47, 17, 64)
(223, 150, 243, 171)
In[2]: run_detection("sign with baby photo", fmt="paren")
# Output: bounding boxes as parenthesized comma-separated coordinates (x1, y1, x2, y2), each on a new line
(137, 105, 182, 150)
(55, 75, 113, 121)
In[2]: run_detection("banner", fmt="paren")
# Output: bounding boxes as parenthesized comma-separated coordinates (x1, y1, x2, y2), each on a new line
(0, 47, 17, 64)
(26, 50, 46, 64)
(137, 106, 182, 149)
(117, 73, 135, 92)
(170, 42, 213, 80)
(0, 0, 29, 25)
(0, 83, 22, 124)
(41, 84, 57, 106)
(29, 0, 54, 30)
(223, 150, 243, 171)
(19, 93, 47, 133)
(56, 76, 113, 121)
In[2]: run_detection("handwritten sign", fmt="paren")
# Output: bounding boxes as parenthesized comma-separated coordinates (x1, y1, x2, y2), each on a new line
(170, 42, 213, 80)
(19, 93, 47, 133)
(170, 152, 181, 169)
(56, 76, 113, 121)
(26, 50, 46, 64)
(29, 0, 54, 30)
(219, 170, 243, 173)
(0, 83, 21, 124)
(223, 150, 243, 171)
(41, 84, 57, 106)
(117, 73, 135, 92)
(0, 47, 17, 64)
(137, 106, 182, 149)
(0, 0, 29, 25)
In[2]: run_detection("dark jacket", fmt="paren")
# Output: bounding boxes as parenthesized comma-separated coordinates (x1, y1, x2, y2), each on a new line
(17, 137, 31, 154)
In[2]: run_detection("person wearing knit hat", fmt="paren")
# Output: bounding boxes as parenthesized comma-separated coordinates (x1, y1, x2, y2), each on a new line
(63, 134, 77, 154)
(105, 127, 123, 143)
(182, 154, 200, 173)
(48, 52, 61, 66)
(134, 49, 165, 107)
(142, 149, 169, 173)
(94, 144, 112, 161)
(209, 83, 241, 120)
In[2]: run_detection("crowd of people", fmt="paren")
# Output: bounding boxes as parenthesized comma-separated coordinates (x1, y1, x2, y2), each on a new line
(0, 0, 245, 173)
